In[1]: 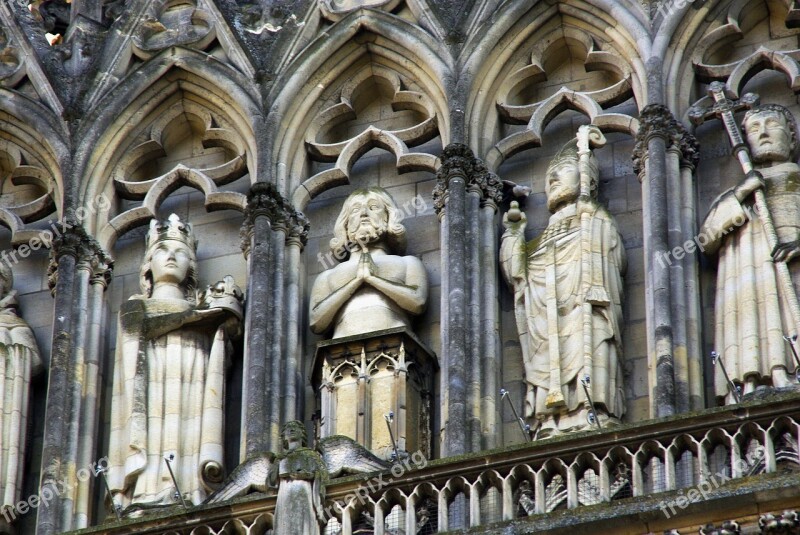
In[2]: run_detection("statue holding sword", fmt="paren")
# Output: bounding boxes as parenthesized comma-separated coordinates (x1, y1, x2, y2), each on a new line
(692, 84, 800, 402)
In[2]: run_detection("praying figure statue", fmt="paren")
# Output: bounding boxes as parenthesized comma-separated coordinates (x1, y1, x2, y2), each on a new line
(0, 263, 42, 531)
(309, 187, 428, 339)
(107, 214, 242, 513)
(500, 126, 626, 437)
(700, 104, 800, 401)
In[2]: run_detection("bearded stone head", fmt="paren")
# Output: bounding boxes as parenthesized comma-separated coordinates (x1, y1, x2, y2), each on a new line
(329, 187, 407, 259)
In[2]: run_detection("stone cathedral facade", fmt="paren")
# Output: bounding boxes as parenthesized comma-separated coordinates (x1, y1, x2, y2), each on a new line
(1, 0, 800, 533)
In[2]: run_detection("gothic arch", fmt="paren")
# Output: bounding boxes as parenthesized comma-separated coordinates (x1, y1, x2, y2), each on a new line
(463, 0, 649, 164)
(0, 92, 67, 243)
(267, 8, 451, 201)
(75, 48, 261, 236)
(661, 0, 800, 113)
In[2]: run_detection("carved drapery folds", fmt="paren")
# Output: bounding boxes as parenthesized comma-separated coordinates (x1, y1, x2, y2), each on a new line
(107, 215, 242, 512)
(308, 187, 432, 459)
(500, 126, 627, 437)
(0, 260, 43, 532)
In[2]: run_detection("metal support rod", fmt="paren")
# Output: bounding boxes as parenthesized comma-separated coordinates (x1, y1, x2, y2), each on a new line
(712, 351, 742, 403)
(500, 388, 531, 442)
(94, 466, 121, 521)
(580, 375, 603, 430)
(164, 455, 188, 509)
(384, 412, 401, 463)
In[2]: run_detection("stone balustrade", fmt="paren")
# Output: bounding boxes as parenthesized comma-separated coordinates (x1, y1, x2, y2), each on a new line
(72, 392, 800, 535)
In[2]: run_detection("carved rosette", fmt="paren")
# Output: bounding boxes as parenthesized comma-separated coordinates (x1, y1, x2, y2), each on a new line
(240, 182, 308, 256)
(434, 144, 502, 217)
(633, 104, 697, 177)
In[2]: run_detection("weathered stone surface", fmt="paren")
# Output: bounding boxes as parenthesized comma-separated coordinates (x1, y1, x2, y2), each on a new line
(500, 126, 626, 437)
(107, 215, 242, 511)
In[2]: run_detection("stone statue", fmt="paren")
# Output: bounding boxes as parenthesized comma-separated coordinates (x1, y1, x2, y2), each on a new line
(205, 432, 388, 506)
(309, 187, 428, 339)
(272, 421, 327, 535)
(107, 214, 242, 513)
(500, 126, 626, 437)
(700, 104, 800, 401)
(0, 262, 42, 530)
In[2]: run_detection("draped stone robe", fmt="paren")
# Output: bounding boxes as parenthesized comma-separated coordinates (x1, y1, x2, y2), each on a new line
(107, 297, 228, 509)
(501, 202, 626, 433)
(700, 162, 800, 398)
(0, 293, 42, 512)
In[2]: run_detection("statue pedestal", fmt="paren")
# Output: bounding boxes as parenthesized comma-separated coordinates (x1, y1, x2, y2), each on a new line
(312, 327, 437, 461)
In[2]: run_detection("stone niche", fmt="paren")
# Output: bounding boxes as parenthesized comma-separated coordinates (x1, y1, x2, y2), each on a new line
(312, 327, 437, 461)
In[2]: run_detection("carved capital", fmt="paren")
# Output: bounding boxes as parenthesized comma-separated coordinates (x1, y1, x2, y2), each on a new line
(287, 210, 310, 248)
(47, 224, 113, 293)
(633, 104, 697, 176)
(89, 248, 114, 288)
(241, 182, 307, 256)
(434, 144, 501, 216)
(471, 159, 503, 210)
(678, 129, 700, 169)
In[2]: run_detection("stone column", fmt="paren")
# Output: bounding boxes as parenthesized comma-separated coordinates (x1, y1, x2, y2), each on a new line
(634, 104, 686, 417)
(434, 146, 502, 456)
(475, 166, 502, 449)
(61, 244, 93, 531)
(240, 183, 274, 459)
(240, 183, 306, 455)
(37, 224, 86, 535)
(282, 214, 309, 424)
(678, 132, 704, 411)
(74, 249, 112, 529)
(435, 145, 471, 457)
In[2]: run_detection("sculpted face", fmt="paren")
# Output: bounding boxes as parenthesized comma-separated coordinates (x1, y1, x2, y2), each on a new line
(282, 423, 306, 450)
(345, 193, 389, 245)
(745, 111, 792, 163)
(149, 240, 193, 286)
(545, 159, 581, 212)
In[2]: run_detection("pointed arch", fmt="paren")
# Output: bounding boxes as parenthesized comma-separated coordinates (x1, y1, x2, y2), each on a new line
(292, 128, 439, 209)
(462, 0, 649, 160)
(97, 165, 246, 252)
(0, 91, 67, 240)
(661, 0, 800, 114)
(266, 8, 452, 198)
(74, 47, 262, 235)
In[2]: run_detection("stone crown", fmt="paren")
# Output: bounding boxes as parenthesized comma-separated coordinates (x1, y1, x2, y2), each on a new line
(146, 213, 198, 252)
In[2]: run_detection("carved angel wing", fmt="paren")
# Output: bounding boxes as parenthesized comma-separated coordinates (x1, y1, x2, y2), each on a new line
(317, 435, 391, 478)
(203, 452, 275, 504)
